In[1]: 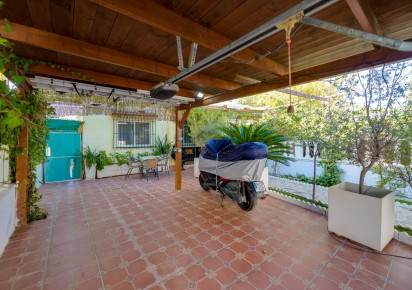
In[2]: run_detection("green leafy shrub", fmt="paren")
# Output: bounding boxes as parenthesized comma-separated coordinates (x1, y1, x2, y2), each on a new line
(81, 146, 97, 169)
(96, 150, 113, 171)
(110, 152, 128, 166)
(296, 173, 313, 184)
(316, 160, 342, 187)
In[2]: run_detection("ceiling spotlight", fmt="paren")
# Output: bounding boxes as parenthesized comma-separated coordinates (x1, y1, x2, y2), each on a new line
(196, 92, 204, 99)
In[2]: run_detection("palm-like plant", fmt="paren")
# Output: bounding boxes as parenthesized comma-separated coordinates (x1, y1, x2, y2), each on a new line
(217, 123, 292, 165)
(153, 134, 173, 156)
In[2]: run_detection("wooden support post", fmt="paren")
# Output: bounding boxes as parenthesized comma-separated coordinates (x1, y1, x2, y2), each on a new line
(15, 90, 29, 225)
(175, 108, 182, 190)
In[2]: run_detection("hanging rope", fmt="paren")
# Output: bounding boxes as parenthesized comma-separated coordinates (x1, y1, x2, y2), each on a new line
(287, 37, 294, 113)
(277, 12, 303, 114)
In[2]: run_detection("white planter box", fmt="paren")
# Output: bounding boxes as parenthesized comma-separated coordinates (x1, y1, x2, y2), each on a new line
(194, 158, 200, 177)
(85, 165, 96, 180)
(97, 164, 122, 178)
(328, 182, 395, 251)
(261, 167, 269, 193)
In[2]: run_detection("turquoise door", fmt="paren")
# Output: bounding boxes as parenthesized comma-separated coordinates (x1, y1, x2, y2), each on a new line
(45, 120, 81, 183)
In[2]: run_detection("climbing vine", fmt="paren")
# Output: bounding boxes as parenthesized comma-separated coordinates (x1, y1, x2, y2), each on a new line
(0, 2, 54, 222)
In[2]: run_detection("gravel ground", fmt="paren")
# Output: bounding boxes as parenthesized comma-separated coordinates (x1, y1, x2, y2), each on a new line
(268, 176, 412, 229)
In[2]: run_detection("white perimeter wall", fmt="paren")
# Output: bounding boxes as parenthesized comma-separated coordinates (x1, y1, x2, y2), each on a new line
(0, 149, 17, 256)
(0, 147, 9, 183)
(268, 143, 380, 187)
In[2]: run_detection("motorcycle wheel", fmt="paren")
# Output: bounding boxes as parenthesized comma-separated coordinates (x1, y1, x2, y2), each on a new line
(238, 185, 257, 211)
(199, 175, 210, 191)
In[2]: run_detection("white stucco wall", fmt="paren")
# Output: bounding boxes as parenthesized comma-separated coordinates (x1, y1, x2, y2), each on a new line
(0, 148, 9, 183)
(269, 143, 380, 187)
(0, 184, 17, 256)
(82, 115, 176, 156)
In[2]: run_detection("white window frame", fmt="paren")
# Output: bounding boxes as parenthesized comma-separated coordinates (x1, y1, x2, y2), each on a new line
(115, 120, 153, 148)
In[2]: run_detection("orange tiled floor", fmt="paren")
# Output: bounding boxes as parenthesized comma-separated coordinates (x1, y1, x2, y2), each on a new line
(1, 168, 411, 290)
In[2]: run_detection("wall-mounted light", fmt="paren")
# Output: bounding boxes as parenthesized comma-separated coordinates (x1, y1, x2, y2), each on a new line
(196, 92, 204, 99)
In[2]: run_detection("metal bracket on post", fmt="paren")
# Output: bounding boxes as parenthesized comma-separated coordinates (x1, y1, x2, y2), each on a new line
(188, 42, 198, 68)
(301, 16, 412, 51)
(176, 36, 185, 71)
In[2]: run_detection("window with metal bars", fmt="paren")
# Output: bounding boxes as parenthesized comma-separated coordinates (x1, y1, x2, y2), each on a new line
(114, 120, 155, 148)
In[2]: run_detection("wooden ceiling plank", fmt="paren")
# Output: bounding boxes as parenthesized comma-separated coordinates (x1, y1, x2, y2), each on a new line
(89, 5, 118, 46)
(73, 0, 98, 41)
(26, 0, 53, 32)
(181, 47, 412, 109)
(50, 0, 75, 37)
(28, 63, 196, 98)
(88, 0, 288, 76)
(105, 14, 135, 50)
(0, 20, 240, 91)
(1, 0, 32, 26)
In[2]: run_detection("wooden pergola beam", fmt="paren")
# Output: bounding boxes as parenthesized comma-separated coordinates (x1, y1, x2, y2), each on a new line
(180, 47, 412, 109)
(345, 0, 383, 35)
(235, 74, 328, 101)
(28, 64, 198, 99)
(0, 20, 240, 91)
(277, 89, 328, 101)
(89, 0, 288, 76)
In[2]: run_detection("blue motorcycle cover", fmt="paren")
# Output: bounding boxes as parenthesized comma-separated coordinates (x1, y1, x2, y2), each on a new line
(199, 139, 268, 181)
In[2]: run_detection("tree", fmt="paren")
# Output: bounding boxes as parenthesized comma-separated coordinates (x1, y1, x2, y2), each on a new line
(327, 62, 411, 194)
(217, 123, 291, 165)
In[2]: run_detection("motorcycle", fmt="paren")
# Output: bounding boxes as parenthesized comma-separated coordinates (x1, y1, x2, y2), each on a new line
(198, 139, 268, 211)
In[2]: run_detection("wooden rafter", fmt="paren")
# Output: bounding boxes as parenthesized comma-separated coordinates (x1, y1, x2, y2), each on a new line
(0, 20, 240, 91)
(345, 0, 382, 35)
(28, 64, 198, 99)
(179, 108, 192, 129)
(88, 0, 288, 76)
(277, 89, 328, 101)
(345, 0, 383, 49)
(235, 74, 328, 101)
(180, 47, 412, 109)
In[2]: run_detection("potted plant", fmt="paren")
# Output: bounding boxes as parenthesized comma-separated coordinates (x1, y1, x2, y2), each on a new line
(326, 63, 410, 251)
(217, 123, 291, 192)
(82, 146, 97, 179)
(153, 135, 173, 172)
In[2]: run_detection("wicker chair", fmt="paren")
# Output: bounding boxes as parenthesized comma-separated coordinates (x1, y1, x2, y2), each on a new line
(125, 158, 142, 180)
(142, 158, 159, 181)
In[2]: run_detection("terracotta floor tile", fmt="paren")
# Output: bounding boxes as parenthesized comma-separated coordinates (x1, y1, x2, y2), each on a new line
(216, 266, 237, 285)
(156, 261, 177, 277)
(202, 256, 223, 271)
(247, 270, 271, 289)
(44, 273, 72, 290)
(388, 261, 412, 288)
(76, 277, 104, 289)
(103, 267, 128, 286)
(164, 274, 189, 289)
(310, 276, 341, 290)
(197, 277, 221, 290)
(133, 271, 156, 289)
(347, 278, 376, 290)
(231, 280, 256, 290)
(217, 248, 236, 262)
(184, 264, 206, 282)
